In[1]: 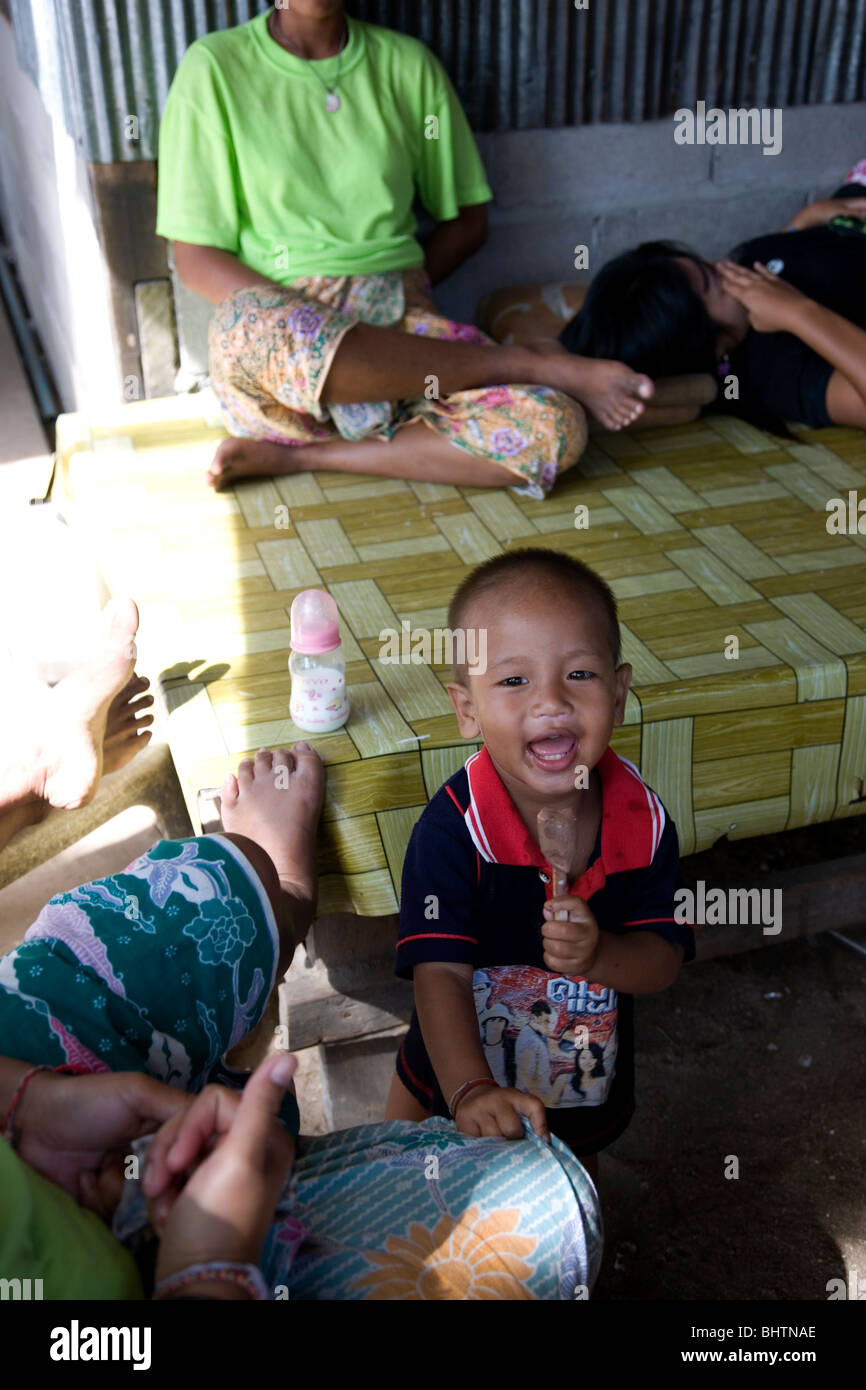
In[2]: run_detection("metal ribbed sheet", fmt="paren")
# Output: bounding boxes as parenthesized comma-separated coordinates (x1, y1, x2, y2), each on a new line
(9, 0, 866, 161)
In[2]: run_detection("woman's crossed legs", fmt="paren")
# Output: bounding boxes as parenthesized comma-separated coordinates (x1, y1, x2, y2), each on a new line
(205, 282, 656, 496)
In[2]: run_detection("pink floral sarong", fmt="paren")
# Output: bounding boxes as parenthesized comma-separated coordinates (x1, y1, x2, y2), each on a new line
(207, 269, 587, 498)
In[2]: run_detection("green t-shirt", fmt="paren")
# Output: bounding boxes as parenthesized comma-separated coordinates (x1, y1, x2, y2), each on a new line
(156, 9, 493, 282)
(0, 1138, 143, 1300)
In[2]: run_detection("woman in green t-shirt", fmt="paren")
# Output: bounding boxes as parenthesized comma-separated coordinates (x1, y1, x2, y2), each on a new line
(157, 2, 655, 500)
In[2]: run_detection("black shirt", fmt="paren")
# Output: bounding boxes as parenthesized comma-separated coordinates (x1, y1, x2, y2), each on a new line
(729, 214, 866, 428)
(395, 745, 694, 1153)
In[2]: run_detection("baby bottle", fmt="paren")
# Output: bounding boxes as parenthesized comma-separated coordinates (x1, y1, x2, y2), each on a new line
(289, 589, 349, 733)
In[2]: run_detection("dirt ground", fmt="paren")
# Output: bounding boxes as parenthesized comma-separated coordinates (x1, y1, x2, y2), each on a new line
(596, 820, 866, 1301)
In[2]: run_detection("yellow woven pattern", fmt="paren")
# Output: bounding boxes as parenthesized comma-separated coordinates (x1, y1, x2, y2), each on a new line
(55, 393, 866, 915)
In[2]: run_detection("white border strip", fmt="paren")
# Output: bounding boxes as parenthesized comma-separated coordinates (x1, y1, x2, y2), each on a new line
(617, 755, 666, 860)
(465, 750, 497, 862)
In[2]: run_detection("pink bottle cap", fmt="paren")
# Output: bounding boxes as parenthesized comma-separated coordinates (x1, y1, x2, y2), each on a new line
(290, 589, 341, 654)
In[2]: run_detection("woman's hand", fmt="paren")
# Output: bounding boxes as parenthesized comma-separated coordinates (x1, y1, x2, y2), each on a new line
(785, 196, 866, 231)
(541, 895, 600, 977)
(148, 1052, 297, 1283)
(715, 260, 812, 335)
(14, 1069, 191, 1212)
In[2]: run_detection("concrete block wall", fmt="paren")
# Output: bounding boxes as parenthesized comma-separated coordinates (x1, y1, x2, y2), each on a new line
(436, 102, 866, 323)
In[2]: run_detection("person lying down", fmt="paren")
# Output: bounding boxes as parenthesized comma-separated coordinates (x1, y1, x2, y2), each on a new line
(560, 159, 866, 433)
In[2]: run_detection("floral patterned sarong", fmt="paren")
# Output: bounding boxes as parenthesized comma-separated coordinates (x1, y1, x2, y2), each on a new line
(207, 269, 587, 499)
(0, 835, 295, 1123)
(1, 834, 603, 1299)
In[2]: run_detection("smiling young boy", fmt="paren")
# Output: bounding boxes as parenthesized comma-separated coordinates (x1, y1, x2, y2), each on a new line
(385, 548, 695, 1178)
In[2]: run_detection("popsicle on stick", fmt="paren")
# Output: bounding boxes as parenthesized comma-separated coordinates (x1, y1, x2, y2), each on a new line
(537, 804, 577, 917)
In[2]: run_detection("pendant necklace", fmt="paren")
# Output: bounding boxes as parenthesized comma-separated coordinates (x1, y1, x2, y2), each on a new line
(269, 14, 348, 112)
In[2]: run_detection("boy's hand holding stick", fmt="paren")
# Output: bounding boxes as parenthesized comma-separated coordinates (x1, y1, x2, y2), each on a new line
(538, 806, 600, 977)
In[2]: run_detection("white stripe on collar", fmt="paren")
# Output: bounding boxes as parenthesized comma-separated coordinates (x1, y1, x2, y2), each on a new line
(618, 754, 666, 860)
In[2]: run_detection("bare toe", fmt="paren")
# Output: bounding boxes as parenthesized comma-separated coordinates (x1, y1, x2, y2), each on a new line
(290, 743, 325, 803)
(221, 771, 239, 810)
(101, 597, 140, 666)
(219, 744, 323, 915)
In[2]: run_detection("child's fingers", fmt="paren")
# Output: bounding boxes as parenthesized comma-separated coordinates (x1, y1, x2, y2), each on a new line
(542, 922, 592, 948)
(543, 938, 587, 964)
(511, 1093, 550, 1144)
(543, 950, 590, 976)
(545, 895, 581, 921)
(542, 896, 594, 925)
(492, 1106, 525, 1141)
(458, 1101, 513, 1140)
(543, 892, 590, 910)
(542, 912, 593, 934)
(543, 934, 598, 972)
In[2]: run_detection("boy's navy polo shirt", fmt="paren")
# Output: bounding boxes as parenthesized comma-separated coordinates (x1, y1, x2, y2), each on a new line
(395, 745, 695, 1154)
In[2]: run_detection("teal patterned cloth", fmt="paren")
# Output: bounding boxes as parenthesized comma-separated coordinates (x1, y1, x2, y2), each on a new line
(0, 835, 299, 1133)
(276, 1118, 602, 1300)
(2, 834, 603, 1298)
(116, 1117, 602, 1300)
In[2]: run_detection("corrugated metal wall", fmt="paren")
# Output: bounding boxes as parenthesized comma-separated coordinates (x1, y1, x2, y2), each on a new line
(11, 0, 866, 162)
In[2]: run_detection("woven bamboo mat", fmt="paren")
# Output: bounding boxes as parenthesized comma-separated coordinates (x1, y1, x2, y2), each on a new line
(54, 391, 866, 915)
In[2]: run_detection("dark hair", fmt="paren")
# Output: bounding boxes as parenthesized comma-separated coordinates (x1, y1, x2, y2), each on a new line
(559, 241, 722, 379)
(530, 1000, 552, 1017)
(571, 1041, 607, 1095)
(447, 547, 621, 679)
(482, 1013, 509, 1034)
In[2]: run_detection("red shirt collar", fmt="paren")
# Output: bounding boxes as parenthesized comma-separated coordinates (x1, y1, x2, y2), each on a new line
(462, 745, 665, 900)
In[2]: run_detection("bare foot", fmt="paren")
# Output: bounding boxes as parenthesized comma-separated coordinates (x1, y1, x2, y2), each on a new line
(0, 669, 152, 855)
(534, 345, 655, 430)
(207, 437, 304, 491)
(589, 404, 698, 434)
(36, 598, 140, 810)
(586, 372, 718, 433)
(220, 745, 324, 946)
(102, 674, 154, 774)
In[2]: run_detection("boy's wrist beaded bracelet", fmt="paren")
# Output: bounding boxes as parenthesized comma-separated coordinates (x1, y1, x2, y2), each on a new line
(449, 1077, 498, 1117)
(155, 1262, 271, 1301)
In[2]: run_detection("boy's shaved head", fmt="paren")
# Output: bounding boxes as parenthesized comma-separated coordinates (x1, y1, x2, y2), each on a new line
(448, 548, 621, 681)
